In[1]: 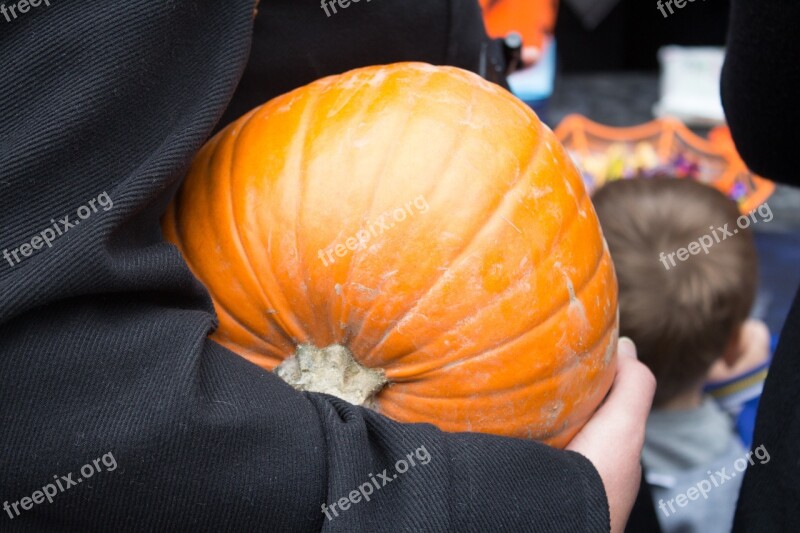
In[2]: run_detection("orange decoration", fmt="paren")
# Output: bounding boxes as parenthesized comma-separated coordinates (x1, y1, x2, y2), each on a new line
(555, 115, 775, 214)
(479, 0, 559, 49)
(162, 63, 618, 448)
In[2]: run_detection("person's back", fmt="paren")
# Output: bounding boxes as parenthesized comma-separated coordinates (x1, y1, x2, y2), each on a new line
(593, 178, 762, 533)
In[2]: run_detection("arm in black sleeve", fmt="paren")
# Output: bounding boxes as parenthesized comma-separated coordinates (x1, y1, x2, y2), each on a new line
(0, 1, 609, 531)
(722, 1, 800, 531)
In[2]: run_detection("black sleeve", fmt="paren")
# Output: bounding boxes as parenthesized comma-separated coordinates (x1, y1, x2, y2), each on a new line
(721, 1, 800, 531)
(0, 1, 609, 531)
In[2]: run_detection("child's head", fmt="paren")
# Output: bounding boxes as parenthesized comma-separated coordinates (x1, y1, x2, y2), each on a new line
(592, 178, 758, 407)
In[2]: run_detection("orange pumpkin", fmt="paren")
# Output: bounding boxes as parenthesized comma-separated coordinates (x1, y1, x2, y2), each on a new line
(162, 63, 618, 448)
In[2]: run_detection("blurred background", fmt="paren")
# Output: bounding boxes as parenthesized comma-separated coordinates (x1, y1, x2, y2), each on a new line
(482, 0, 800, 341)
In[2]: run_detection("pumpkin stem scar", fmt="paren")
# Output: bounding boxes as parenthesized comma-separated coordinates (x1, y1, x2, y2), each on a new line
(275, 344, 388, 406)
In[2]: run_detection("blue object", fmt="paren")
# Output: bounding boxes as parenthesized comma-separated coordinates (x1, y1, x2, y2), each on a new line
(736, 395, 760, 450)
(508, 38, 556, 122)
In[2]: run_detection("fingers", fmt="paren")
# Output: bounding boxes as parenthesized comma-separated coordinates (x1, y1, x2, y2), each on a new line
(593, 338, 656, 438)
(567, 337, 656, 455)
(565, 337, 656, 533)
(521, 46, 541, 67)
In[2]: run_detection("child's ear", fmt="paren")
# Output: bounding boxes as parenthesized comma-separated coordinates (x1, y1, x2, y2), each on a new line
(721, 325, 744, 368)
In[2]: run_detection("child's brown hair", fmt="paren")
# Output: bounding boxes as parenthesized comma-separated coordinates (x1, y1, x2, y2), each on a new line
(592, 178, 758, 406)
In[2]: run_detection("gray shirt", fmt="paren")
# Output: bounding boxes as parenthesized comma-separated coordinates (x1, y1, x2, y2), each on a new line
(643, 397, 746, 533)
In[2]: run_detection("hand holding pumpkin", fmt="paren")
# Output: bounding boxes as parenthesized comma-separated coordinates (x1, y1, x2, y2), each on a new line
(521, 46, 542, 67)
(566, 338, 656, 533)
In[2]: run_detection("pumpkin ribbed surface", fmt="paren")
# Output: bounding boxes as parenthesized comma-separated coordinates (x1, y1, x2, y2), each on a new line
(162, 62, 618, 448)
